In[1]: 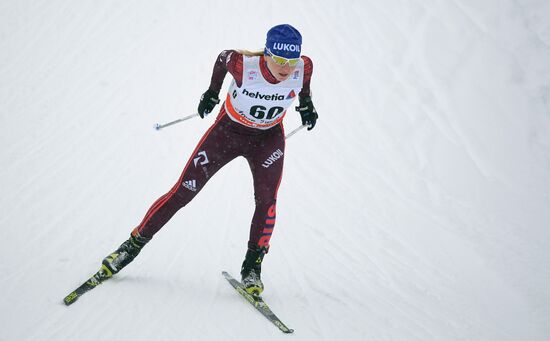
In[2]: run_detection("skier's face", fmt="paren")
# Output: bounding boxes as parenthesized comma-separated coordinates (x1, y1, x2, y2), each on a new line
(264, 53, 298, 82)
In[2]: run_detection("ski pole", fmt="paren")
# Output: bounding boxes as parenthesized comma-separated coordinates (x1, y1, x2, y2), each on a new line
(285, 124, 307, 140)
(154, 113, 200, 130)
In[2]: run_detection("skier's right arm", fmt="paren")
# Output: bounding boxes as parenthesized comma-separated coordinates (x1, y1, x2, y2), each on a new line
(198, 50, 243, 118)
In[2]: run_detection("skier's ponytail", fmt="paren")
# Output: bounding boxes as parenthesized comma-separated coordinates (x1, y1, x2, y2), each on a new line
(237, 49, 264, 57)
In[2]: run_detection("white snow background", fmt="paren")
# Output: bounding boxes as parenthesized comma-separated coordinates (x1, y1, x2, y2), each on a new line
(1, 0, 549, 340)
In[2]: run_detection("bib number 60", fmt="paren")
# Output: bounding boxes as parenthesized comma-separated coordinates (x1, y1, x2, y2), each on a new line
(250, 106, 284, 120)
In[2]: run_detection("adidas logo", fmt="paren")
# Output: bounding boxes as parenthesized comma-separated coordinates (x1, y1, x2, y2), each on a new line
(182, 180, 197, 192)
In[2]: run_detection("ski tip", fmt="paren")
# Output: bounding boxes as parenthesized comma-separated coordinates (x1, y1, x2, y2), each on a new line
(63, 292, 79, 306)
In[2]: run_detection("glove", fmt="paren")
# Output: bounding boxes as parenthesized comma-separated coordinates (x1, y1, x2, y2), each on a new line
(197, 89, 220, 118)
(295, 96, 318, 130)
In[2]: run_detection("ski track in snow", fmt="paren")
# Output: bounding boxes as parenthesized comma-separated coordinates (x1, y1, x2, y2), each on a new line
(1, 0, 550, 340)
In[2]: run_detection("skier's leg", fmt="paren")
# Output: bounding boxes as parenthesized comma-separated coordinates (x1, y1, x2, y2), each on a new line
(133, 115, 239, 239)
(103, 114, 238, 275)
(241, 126, 286, 294)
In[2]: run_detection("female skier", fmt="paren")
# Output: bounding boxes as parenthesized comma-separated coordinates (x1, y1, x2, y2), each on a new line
(100, 24, 317, 295)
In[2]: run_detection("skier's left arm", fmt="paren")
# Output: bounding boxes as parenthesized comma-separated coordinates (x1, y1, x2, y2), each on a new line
(296, 56, 318, 131)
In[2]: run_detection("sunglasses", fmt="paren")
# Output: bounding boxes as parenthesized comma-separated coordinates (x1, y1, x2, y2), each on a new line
(265, 48, 300, 67)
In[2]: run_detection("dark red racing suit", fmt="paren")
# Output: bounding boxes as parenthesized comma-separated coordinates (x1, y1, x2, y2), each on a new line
(133, 51, 313, 251)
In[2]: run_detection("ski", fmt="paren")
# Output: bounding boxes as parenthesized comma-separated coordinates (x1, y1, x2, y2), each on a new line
(63, 265, 112, 306)
(222, 271, 294, 334)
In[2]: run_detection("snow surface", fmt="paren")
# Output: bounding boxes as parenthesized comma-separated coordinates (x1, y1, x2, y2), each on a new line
(1, 1, 550, 340)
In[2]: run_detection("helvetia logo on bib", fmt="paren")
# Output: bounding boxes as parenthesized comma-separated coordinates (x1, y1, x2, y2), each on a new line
(242, 88, 285, 101)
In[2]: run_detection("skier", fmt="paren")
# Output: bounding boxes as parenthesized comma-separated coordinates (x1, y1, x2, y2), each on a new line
(100, 24, 317, 296)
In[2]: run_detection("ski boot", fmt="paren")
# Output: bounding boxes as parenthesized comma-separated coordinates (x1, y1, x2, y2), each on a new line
(101, 231, 150, 278)
(240, 247, 267, 296)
